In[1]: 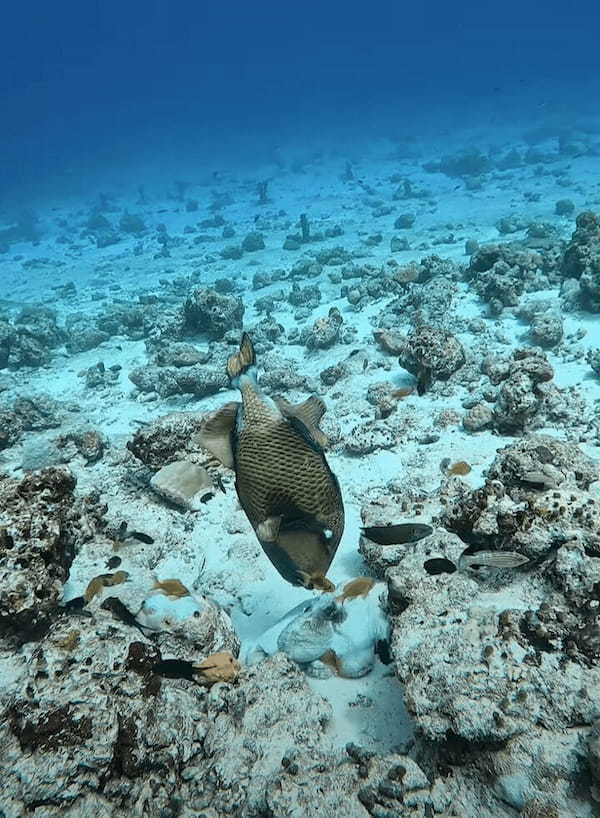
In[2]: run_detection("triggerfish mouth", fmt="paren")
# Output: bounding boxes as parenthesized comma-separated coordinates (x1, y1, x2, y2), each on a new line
(199, 333, 345, 591)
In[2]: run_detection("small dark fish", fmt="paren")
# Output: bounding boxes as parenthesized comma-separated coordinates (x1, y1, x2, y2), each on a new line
(106, 556, 122, 570)
(100, 596, 151, 637)
(362, 523, 433, 546)
(128, 531, 155, 544)
(152, 659, 199, 682)
(423, 549, 529, 577)
(424, 558, 457, 575)
(215, 474, 226, 494)
(64, 595, 86, 610)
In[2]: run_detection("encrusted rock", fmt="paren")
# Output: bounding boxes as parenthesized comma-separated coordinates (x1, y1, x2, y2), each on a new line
(0, 625, 433, 818)
(0, 410, 23, 450)
(484, 348, 554, 433)
(561, 211, 600, 279)
(128, 362, 227, 397)
(442, 435, 600, 561)
(153, 341, 209, 368)
(398, 325, 465, 394)
(530, 312, 563, 348)
(0, 468, 107, 640)
(304, 306, 344, 350)
(55, 428, 106, 464)
(13, 395, 63, 430)
(126, 412, 206, 468)
(344, 419, 398, 455)
(183, 287, 244, 339)
(138, 590, 240, 660)
(463, 402, 493, 432)
(467, 243, 542, 314)
(65, 317, 111, 353)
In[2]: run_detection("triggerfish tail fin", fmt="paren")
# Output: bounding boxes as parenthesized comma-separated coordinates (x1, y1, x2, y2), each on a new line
(227, 332, 256, 385)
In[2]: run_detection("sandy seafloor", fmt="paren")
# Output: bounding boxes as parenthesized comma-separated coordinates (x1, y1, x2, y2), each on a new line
(2, 122, 600, 762)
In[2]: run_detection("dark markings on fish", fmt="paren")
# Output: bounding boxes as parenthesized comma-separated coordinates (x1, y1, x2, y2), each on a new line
(362, 523, 433, 546)
(424, 558, 457, 575)
(100, 597, 151, 637)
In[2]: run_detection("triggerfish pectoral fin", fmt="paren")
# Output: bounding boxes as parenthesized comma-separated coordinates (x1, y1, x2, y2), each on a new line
(198, 401, 239, 469)
(256, 516, 283, 543)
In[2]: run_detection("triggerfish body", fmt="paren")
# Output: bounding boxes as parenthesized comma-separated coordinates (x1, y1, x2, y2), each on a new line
(199, 333, 345, 591)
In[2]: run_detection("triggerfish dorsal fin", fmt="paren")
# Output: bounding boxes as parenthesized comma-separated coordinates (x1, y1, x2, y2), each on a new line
(198, 401, 239, 469)
(275, 395, 329, 449)
(227, 332, 256, 382)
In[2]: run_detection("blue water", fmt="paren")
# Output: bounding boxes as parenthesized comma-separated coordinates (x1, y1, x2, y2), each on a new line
(2, 0, 599, 205)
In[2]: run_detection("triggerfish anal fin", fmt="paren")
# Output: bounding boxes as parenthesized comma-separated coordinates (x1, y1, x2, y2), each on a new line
(263, 525, 337, 588)
(275, 395, 329, 449)
(260, 538, 311, 587)
(198, 401, 239, 469)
